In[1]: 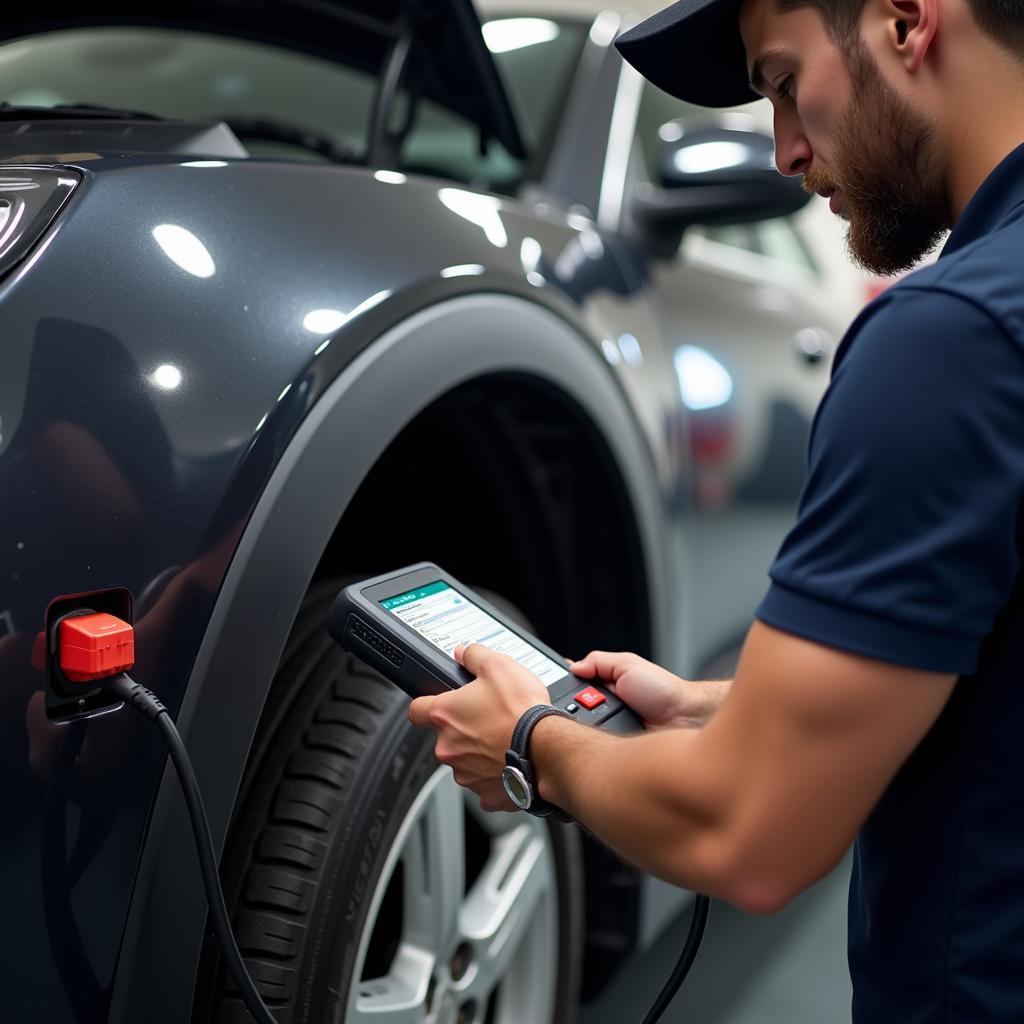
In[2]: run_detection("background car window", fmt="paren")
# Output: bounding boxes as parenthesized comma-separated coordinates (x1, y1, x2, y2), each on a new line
(755, 215, 819, 271)
(0, 20, 585, 192)
(689, 219, 819, 274)
(701, 223, 760, 253)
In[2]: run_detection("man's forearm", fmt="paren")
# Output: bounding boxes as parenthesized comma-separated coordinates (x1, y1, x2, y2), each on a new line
(530, 715, 734, 897)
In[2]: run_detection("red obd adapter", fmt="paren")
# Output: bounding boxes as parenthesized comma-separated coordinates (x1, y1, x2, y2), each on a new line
(57, 612, 135, 683)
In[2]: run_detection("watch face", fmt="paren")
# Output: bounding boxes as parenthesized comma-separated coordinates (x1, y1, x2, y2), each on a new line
(502, 765, 532, 810)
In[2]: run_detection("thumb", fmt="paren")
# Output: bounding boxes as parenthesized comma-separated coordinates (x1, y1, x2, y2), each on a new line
(568, 654, 597, 678)
(570, 650, 630, 682)
(408, 695, 437, 729)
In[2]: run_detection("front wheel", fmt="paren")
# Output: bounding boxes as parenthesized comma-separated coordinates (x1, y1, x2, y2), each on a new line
(200, 580, 583, 1024)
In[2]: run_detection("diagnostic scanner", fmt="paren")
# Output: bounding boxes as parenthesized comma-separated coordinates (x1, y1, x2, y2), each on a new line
(330, 563, 643, 735)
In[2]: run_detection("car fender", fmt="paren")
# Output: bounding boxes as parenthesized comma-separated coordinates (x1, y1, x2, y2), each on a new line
(108, 292, 669, 1023)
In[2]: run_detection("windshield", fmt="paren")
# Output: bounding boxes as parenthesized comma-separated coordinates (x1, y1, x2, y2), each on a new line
(0, 18, 586, 191)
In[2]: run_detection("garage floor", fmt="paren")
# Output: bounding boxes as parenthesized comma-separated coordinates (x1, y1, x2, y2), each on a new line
(579, 854, 853, 1024)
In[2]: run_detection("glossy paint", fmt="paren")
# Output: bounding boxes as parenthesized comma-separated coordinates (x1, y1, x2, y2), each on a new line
(0, 15, 850, 1024)
(0, 153, 639, 1022)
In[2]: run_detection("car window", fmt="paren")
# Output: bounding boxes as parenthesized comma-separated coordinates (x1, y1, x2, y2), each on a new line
(702, 223, 760, 254)
(693, 219, 820, 274)
(754, 216, 819, 272)
(0, 28, 379, 161)
(0, 20, 585, 193)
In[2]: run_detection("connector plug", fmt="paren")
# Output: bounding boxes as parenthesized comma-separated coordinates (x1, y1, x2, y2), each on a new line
(107, 674, 166, 721)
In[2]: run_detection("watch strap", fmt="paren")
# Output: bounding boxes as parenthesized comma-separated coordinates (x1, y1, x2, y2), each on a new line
(511, 704, 571, 756)
(508, 704, 573, 820)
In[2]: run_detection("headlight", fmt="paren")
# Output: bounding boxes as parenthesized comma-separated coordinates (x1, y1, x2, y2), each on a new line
(0, 166, 81, 280)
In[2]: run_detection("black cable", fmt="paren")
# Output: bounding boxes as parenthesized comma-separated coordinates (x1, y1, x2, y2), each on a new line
(108, 674, 278, 1024)
(640, 893, 711, 1024)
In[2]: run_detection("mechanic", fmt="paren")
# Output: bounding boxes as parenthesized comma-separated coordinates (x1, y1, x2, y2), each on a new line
(410, 0, 1024, 1018)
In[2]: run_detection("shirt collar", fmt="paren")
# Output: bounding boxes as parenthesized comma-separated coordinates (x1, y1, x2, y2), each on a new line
(942, 140, 1024, 258)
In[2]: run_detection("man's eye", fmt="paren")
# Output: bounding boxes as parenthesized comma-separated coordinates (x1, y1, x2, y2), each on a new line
(777, 75, 795, 100)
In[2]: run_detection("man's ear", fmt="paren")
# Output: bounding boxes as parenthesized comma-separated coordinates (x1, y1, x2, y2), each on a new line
(886, 0, 937, 74)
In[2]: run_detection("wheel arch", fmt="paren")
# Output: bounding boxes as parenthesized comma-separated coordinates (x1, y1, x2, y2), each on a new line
(108, 293, 668, 1023)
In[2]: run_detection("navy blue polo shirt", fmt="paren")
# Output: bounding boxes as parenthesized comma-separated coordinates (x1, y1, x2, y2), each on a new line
(757, 141, 1024, 1023)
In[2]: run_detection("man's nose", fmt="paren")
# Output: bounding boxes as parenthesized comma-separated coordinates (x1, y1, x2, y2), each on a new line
(773, 108, 812, 176)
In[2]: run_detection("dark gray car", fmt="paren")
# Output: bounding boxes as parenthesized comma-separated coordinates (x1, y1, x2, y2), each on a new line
(0, 3, 845, 1022)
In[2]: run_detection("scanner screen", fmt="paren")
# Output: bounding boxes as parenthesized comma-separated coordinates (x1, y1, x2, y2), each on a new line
(381, 581, 567, 687)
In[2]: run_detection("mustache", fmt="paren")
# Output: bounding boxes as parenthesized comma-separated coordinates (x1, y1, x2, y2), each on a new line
(802, 168, 840, 195)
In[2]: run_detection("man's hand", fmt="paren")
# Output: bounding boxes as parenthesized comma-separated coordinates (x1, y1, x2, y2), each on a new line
(571, 651, 729, 729)
(408, 644, 550, 811)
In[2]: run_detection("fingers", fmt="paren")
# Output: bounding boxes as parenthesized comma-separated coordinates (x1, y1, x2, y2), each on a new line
(408, 695, 438, 728)
(568, 654, 597, 678)
(570, 650, 635, 681)
(457, 642, 513, 678)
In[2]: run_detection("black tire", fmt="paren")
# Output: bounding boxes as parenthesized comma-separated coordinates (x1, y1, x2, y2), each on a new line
(198, 580, 583, 1024)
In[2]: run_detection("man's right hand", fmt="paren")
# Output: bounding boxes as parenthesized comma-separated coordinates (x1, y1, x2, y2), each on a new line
(569, 651, 730, 730)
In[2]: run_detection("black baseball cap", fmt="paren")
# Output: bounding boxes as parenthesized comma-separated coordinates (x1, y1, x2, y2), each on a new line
(615, 0, 760, 108)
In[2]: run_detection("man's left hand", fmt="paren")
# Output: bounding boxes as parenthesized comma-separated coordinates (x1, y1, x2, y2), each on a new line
(408, 643, 550, 811)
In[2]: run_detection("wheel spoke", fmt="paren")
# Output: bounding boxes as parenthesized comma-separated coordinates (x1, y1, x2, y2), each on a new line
(458, 820, 554, 998)
(347, 945, 431, 1023)
(401, 768, 466, 955)
(349, 770, 558, 1024)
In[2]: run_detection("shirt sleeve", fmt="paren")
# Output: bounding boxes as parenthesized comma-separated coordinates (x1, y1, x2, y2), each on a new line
(756, 287, 1024, 674)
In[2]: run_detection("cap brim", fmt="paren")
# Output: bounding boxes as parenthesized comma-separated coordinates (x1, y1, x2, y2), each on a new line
(615, 0, 759, 108)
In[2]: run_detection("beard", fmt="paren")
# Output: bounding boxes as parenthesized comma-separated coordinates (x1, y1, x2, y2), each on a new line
(803, 42, 948, 277)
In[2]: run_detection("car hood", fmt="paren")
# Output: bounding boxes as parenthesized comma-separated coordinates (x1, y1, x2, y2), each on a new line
(0, 0, 525, 158)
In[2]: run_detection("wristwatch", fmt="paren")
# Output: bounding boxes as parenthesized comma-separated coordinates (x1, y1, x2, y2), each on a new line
(503, 704, 572, 818)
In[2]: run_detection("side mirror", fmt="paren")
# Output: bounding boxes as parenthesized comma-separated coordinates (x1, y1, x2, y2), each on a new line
(628, 116, 811, 259)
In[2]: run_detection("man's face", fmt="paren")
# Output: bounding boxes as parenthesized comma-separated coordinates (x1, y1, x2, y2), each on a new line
(740, 0, 948, 275)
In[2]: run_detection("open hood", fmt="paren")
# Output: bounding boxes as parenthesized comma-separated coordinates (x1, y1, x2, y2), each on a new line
(0, 0, 525, 158)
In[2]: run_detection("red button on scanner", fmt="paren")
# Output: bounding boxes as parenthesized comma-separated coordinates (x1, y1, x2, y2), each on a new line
(574, 687, 606, 711)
